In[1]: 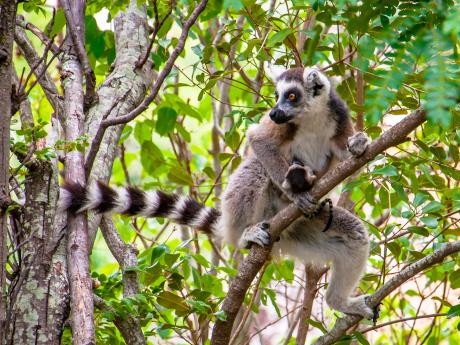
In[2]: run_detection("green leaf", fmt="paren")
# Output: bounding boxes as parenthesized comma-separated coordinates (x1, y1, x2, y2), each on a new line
(422, 201, 443, 214)
(407, 226, 429, 237)
(156, 107, 178, 136)
(167, 166, 194, 186)
(306, 319, 327, 334)
(151, 244, 169, 264)
(353, 331, 371, 345)
(420, 217, 438, 229)
(447, 304, 460, 318)
(48, 9, 66, 36)
(223, 0, 244, 10)
(157, 291, 190, 312)
(267, 28, 294, 47)
(449, 270, 460, 289)
(371, 165, 398, 177)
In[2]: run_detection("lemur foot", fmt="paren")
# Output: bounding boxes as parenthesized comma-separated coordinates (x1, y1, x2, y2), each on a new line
(347, 132, 370, 157)
(292, 194, 318, 216)
(366, 296, 382, 325)
(239, 222, 271, 249)
(342, 295, 377, 320)
(282, 163, 317, 194)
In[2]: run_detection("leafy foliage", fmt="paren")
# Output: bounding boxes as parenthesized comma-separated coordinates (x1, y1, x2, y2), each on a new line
(12, 0, 460, 344)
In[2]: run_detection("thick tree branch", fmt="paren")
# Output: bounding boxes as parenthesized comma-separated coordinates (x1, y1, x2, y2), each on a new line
(101, 0, 208, 127)
(313, 240, 460, 345)
(61, 0, 97, 107)
(100, 217, 145, 344)
(83, 0, 153, 247)
(61, 2, 96, 338)
(210, 109, 427, 345)
(0, 2, 17, 341)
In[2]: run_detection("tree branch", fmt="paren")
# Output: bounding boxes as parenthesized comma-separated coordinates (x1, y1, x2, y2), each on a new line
(136, 0, 174, 69)
(100, 216, 145, 344)
(14, 24, 62, 115)
(0, 1, 17, 340)
(93, 294, 146, 345)
(295, 265, 327, 345)
(210, 109, 427, 345)
(101, 0, 208, 127)
(61, 0, 97, 108)
(313, 240, 460, 345)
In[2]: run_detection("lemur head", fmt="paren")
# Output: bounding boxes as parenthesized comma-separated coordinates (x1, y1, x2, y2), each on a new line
(265, 64, 331, 124)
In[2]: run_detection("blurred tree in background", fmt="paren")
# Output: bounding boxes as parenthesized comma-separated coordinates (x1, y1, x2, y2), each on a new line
(1, 0, 460, 344)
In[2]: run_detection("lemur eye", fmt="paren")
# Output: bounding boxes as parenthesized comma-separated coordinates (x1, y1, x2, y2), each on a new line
(288, 93, 296, 101)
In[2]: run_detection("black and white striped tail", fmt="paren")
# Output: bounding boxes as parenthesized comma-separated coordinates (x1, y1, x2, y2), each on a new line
(59, 181, 220, 234)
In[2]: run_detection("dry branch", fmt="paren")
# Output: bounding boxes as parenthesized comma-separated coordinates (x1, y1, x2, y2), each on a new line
(210, 109, 427, 345)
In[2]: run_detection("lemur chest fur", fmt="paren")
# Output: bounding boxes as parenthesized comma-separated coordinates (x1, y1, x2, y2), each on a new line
(282, 118, 337, 173)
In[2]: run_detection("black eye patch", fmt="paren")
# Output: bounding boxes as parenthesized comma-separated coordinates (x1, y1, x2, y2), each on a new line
(283, 88, 302, 103)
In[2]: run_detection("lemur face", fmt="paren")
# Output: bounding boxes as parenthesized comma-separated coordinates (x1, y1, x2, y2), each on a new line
(265, 64, 331, 124)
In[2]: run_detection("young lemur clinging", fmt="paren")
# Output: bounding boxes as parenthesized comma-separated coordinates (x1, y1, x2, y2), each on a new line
(60, 65, 376, 319)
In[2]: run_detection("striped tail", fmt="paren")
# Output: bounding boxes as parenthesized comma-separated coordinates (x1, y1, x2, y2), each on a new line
(59, 181, 221, 234)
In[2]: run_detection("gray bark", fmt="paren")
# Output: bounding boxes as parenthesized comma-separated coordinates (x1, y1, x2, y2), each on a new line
(0, 2, 17, 342)
(84, 0, 152, 247)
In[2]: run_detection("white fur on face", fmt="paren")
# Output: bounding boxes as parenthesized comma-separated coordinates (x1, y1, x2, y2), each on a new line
(265, 62, 286, 82)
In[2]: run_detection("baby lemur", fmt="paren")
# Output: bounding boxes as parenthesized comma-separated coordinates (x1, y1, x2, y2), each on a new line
(60, 65, 375, 319)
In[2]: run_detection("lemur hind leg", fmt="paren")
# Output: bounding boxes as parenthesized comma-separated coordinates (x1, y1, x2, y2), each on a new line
(282, 206, 375, 319)
(321, 207, 375, 319)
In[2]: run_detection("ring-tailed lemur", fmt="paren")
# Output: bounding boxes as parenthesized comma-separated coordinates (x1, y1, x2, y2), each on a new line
(60, 65, 376, 319)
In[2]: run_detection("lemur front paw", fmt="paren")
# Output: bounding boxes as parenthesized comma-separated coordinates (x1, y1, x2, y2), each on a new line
(347, 132, 370, 157)
(282, 163, 317, 194)
(239, 222, 271, 249)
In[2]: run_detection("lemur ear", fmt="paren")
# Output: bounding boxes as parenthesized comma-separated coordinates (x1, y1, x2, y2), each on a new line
(265, 62, 286, 81)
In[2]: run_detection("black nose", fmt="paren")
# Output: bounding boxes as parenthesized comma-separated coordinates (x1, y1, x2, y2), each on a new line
(269, 108, 288, 124)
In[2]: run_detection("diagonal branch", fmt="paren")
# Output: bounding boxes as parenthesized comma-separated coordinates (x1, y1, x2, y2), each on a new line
(14, 24, 62, 115)
(313, 239, 460, 345)
(101, 0, 208, 127)
(136, 0, 174, 69)
(210, 109, 427, 345)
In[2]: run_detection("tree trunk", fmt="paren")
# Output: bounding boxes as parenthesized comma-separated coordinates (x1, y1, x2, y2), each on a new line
(0, 1, 17, 342)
